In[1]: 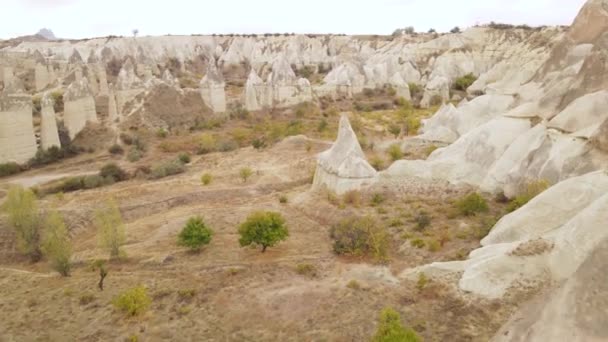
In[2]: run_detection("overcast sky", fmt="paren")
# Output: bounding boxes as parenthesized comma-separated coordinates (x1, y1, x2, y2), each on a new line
(1, 0, 587, 39)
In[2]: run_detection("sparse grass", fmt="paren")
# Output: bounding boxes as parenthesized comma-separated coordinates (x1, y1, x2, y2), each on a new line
(387, 144, 403, 161)
(295, 263, 317, 278)
(370, 193, 386, 206)
(427, 239, 440, 252)
(342, 190, 362, 207)
(177, 289, 196, 301)
(506, 180, 550, 213)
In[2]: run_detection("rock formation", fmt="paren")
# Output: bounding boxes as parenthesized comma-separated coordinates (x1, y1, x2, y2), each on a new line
(63, 78, 98, 139)
(0, 92, 37, 163)
(199, 60, 226, 113)
(312, 114, 377, 194)
(39, 92, 61, 149)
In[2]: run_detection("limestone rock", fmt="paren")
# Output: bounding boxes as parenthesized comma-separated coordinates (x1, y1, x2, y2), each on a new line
(39, 92, 61, 149)
(548, 90, 608, 133)
(420, 76, 449, 108)
(0, 94, 37, 164)
(199, 60, 226, 113)
(312, 114, 377, 194)
(244, 69, 267, 111)
(63, 79, 98, 139)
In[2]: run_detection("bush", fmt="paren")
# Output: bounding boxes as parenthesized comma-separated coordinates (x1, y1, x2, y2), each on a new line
(51, 91, 64, 113)
(239, 167, 253, 183)
(99, 163, 129, 182)
(178, 216, 213, 252)
(1, 186, 42, 261)
(453, 73, 477, 91)
(405, 116, 422, 135)
(295, 263, 316, 277)
(198, 134, 216, 154)
(61, 176, 85, 192)
(217, 139, 238, 152)
(388, 124, 401, 138)
(228, 103, 249, 120)
(370, 193, 386, 206)
(410, 238, 425, 248)
(506, 180, 550, 213)
(455, 193, 489, 216)
(83, 175, 107, 189)
(342, 190, 361, 207)
(416, 273, 428, 291)
(370, 156, 385, 171)
(120, 133, 133, 145)
(95, 199, 126, 259)
(317, 119, 328, 132)
(450, 26, 461, 34)
(414, 211, 430, 231)
(330, 216, 389, 261)
(29, 146, 67, 167)
(279, 195, 288, 204)
(252, 137, 266, 150)
(108, 144, 124, 155)
(387, 144, 403, 161)
(149, 160, 186, 180)
(427, 239, 440, 252)
(42, 211, 72, 276)
(112, 286, 151, 317)
(0, 162, 22, 177)
(178, 153, 191, 164)
(372, 308, 421, 342)
(156, 128, 168, 138)
(201, 173, 212, 185)
(238, 211, 289, 253)
(408, 83, 422, 97)
(127, 148, 142, 162)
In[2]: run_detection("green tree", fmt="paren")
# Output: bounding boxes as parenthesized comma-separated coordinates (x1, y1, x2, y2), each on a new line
(238, 211, 289, 252)
(42, 211, 72, 276)
(94, 199, 126, 259)
(2, 186, 42, 261)
(178, 216, 213, 252)
(372, 308, 421, 342)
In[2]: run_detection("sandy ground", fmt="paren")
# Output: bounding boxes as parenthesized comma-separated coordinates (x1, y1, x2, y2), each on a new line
(0, 133, 515, 342)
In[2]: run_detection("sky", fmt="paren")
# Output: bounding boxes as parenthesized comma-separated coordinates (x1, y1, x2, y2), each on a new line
(1, 0, 588, 39)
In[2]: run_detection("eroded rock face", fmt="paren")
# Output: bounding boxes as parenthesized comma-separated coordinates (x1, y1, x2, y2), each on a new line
(39, 92, 61, 149)
(0, 93, 37, 163)
(199, 60, 226, 113)
(312, 114, 377, 194)
(63, 78, 98, 139)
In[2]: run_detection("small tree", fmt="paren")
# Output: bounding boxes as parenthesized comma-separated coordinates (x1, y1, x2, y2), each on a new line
(239, 167, 253, 183)
(95, 199, 126, 259)
(2, 186, 42, 262)
(450, 26, 461, 34)
(178, 216, 213, 252)
(91, 260, 108, 291)
(372, 308, 421, 342)
(42, 211, 72, 276)
(238, 211, 289, 252)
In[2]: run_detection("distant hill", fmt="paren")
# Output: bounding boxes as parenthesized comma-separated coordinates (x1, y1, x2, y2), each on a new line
(36, 28, 56, 40)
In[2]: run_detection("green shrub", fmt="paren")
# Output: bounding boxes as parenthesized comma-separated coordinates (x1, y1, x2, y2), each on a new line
(370, 193, 386, 206)
(112, 286, 151, 317)
(218, 140, 238, 152)
(95, 198, 126, 259)
(0, 162, 22, 177)
(83, 175, 107, 189)
(295, 263, 316, 277)
(238, 211, 289, 253)
(42, 211, 72, 276)
(51, 91, 64, 113)
(229, 103, 250, 120)
(410, 238, 425, 248)
(2, 186, 42, 261)
(408, 83, 422, 97)
(99, 163, 129, 182)
(506, 180, 550, 213)
(178, 216, 213, 252)
(252, 137, 266, 150)
(29, 146, 67, 167)
(387, 144, 403, 161)
(239, 167, 253, 183)
(120, 133, 133, 145)
(279, 195, 288, 204)
(108, 144, 124, 155)
(388, 124, 401, 138)
(201, 173, 212, 185)
(427, 239, 440, 252)
(372, 307, 421, 342)
(156, 128, 168, 138)
(414, 211, 430, 231)
(79, 293, 96, 305)
(317, 119, 328, 132)
(405, 116, 421, 135)
(455, 193, 489, 216)
(453, 73, 477, 91)
(346, 280, 361, 290)
(416, 273, 428, 291)
(178, 153, 191, 164)
(149, 160, 186, 179)
(198, 133, 217, 154)
(61, 176, 85, 192)
(330, 216, 389, 261)
(370, 156, 385, 171)
(127, 148, 143, 162)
